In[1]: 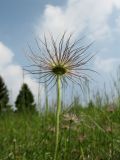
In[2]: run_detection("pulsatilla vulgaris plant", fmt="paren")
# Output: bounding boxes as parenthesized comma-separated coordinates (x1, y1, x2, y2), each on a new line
(26, 33, 95, 160)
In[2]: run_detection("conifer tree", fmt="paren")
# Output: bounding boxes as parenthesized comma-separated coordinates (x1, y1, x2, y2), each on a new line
(0, 76, 9, 111)
(15, 83, 35, 112)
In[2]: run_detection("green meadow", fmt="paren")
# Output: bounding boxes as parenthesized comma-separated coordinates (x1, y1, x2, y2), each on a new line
(0, 99, 120, 160)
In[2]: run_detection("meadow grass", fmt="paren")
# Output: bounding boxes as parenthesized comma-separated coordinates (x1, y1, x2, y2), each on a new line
(0, 102, 120, 160)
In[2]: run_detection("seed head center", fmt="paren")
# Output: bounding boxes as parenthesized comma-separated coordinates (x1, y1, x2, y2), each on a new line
(52, 65, 67, 75)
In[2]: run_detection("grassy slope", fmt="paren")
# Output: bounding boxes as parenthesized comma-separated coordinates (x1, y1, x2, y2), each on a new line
(0, 106, 120, 160)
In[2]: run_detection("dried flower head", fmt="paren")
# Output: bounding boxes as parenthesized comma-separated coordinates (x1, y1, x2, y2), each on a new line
(25, 32, 95, 90)
(48, 127, 55, 133)
(106, 103, 116, 113)
(77, 133, 86, 143)
(105, 126, 112, 133)
(61, 124, 70, 130)
(63, 113, 79, 123)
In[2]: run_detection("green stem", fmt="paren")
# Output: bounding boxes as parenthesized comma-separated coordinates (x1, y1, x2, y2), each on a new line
(54, 75, 61, 160)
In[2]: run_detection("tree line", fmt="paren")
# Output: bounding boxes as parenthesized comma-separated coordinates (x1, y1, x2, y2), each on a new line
(0, 75, 36, 112)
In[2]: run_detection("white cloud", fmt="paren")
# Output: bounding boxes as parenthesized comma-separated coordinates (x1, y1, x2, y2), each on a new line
(114, 0, 120, 8)
(0, 42, 14, 67)
(36, 0, 120, 40)
(94, 56, 120, 73)
(0, 42, 43, 107)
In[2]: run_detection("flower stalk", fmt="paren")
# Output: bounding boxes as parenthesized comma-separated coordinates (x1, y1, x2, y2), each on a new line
(25, 32, 96, 160)
(54, 75, 61, 160)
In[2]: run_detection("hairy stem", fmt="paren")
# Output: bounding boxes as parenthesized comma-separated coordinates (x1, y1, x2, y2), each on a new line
(54, 75, 61, 160)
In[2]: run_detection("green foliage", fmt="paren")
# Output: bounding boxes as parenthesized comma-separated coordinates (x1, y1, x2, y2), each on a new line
(0, 76, 9, 112)
(15, 83, 35, 112)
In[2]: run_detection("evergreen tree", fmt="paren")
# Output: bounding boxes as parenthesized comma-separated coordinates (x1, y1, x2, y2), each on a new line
(0, 76, 9, 112)
(15, 83, 35, 112)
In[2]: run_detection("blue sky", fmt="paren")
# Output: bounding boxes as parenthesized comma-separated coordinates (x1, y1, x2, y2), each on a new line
(0, 0, 64, 64)
(0, 0, 120, 104)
